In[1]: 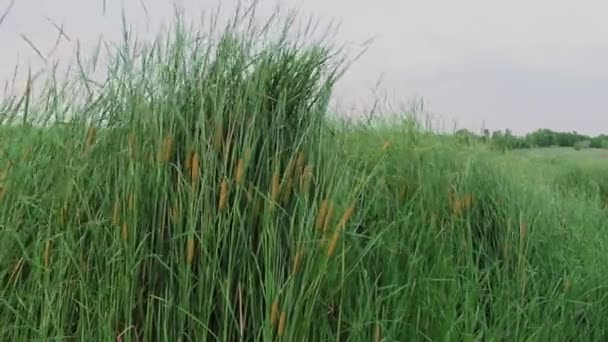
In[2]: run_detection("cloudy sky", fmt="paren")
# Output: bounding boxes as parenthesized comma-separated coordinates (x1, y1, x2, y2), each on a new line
(1, 0, 607, 135)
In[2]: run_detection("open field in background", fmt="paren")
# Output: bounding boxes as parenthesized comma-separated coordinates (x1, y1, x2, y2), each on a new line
(2, 6, 608, 341)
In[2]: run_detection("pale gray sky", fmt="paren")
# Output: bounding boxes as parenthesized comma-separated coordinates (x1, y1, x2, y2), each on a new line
(1, 0, 607, 135)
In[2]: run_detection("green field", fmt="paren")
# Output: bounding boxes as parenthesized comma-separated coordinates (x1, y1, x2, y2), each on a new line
(2, 9, 608, 341)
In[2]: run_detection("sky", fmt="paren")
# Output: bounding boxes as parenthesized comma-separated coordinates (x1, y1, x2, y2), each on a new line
(0, 0, 607, 135)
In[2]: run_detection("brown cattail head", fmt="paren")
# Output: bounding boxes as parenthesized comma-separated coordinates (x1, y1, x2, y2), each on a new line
(270, 300, 280, 328)
(85, 125, 97, 151)
(337, 204, 355, 231)
(112, 200, 120, 225)
(128, 192, 135, 211)
(44, 240, 52, 269)
(246, 183, 254, 203)
(219, 179, 229, 211)
(563, 276, 572, 294)
(315, 200, 329, 231)
(235, 158, 245, 185)
(277, 311, 287, 337)
(190, 152, 200, 187)
(323, 204, 335, 233)
(121, 222, 128, 241)
(300, 165, 313, 194)
(271, 170, 281, 203)
(327, 231, 341, 257)
(61, 202, 68, 225)
(171, 205, 180, 224)
(295, 151, 306, 179)
(214, 123, 223, 152)
(159, 135, 174, 163)
(128, 132, 137, 159)
(186, 238, 196, 264)
(292, 248, 305, 275)
(374, 323, 382, 342)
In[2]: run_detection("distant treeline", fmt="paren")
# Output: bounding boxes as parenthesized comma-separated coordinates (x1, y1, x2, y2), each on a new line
(454, 128, 608, 151)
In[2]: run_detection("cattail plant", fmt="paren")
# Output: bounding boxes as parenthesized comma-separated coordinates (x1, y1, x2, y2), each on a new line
(43, 240, 52, 269)
(112, 200, 120, 225)
(214, 123, 223, 152)
(271, 170, 281, 203)
(84, 125, 97, 152)
(186, 237, 196, 264)
(327, 230, 341, 257)
(295, 151, 306, 182)
(128, 132, 137, 159)
(374, 323, 382, 342)
(337, 204, 355, 231)
(300, 165, 313, 194)
(323, 203, 335, 233)
(219, 178, 229, 211)
(292, 248, 305, 275)
(158, 134, 174, 163)
(277, 311, 287, 337)
(190, 152, 200, 187)
(315, 200, 329, 231)
(121, 223, 128, 241)
(270, 300, 280, 328)
(235, 158, 245, 185)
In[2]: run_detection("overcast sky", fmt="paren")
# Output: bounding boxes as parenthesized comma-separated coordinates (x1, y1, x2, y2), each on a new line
(1, 0, 607, 135)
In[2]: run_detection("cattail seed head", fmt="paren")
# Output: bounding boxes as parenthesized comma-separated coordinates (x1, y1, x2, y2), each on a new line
(190, 152, 200, 187)
(292, 248, 304, 275)
(61, 203, 68, 224)
(374, 323, 382, 342)
(171, 205, 179, 224)
(315, 200, 329, 231)
(235, 158, 245, 185)
(219, 179, 229, 211)
(112, 200, 120, 225)
(295, 151, 306, 175)
(44, 240, 51, 269)
(121, 222, 128, 241)
(271, 170, 281, 203)
(270, 300, 280, 328)
(128, 192, 135, 211)
(128, 132, 137, 159)
(186, 238, 196, 264)
(159, 135, 174, 163)
(214, 123, 223, 152)
(327, 231, 341, 257)
(85, 125, 97, 151)
(277, 311, 287, 337)
(300, 165, 312, 194)
(337, 204, 355, 231)
(563, 276, 572, 294)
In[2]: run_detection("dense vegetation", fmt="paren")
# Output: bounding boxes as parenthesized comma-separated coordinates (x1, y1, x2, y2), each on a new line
(456, 128, 608, 151)
(1, 7, 608, 341)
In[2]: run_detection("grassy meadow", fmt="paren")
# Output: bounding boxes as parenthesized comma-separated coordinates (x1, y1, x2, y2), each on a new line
(2, 8, 608, 341)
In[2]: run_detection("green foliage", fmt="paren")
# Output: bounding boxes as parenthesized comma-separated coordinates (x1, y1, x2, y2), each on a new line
(2, 5, 608, 341)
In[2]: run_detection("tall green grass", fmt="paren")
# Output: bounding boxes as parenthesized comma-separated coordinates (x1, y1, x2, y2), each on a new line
(2, 5, 608, 341)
